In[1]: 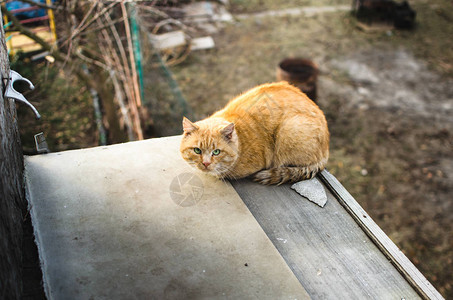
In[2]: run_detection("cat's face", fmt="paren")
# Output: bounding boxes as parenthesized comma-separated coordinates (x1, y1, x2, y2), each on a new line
(180, 117, 239, 177)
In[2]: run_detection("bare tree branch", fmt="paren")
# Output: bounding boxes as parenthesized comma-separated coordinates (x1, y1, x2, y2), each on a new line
(60, 1, 118, 48)
(2, 0, 191, 142)
(1, 4, 102, 103)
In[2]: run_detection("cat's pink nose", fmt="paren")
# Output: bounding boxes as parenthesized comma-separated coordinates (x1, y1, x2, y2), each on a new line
(203, 161, 211, 168)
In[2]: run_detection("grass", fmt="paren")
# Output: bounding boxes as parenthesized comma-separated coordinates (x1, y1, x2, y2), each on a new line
(12, 54, 97, 153)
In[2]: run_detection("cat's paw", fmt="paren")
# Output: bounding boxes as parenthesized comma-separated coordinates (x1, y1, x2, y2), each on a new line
(253, 169, 283, 185)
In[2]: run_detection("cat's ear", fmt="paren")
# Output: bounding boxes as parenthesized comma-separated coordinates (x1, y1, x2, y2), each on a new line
(221, 123, 235, 140)
(183, 117, 198, 135)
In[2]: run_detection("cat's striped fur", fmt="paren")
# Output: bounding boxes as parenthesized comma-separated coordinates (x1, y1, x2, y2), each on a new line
(180, 82, 329, 185)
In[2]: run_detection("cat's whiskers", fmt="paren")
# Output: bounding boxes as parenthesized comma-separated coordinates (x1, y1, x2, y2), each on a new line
(210, 167, 232, 184)
(213, 164, 237, 182)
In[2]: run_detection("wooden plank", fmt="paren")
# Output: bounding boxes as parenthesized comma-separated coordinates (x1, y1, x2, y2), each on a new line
(191, 36, 215, 51)
(10, 6, 41, 14)
(149, 30, 186, 50)
(231, 178, 421, 299)
(318, 169, 444, 300)
(20, 16, 49, 24)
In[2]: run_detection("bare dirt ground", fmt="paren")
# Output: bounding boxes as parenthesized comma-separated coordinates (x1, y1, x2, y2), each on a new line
(322, 49, 453, 296)
(169, 1, 453, 297)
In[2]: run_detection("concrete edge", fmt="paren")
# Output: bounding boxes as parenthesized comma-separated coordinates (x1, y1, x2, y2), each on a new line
(24, 162, 52, 300)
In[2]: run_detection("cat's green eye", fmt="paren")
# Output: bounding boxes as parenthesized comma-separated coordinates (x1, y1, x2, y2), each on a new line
(194, 147, 202, 154)
(212, 149, 221, 156)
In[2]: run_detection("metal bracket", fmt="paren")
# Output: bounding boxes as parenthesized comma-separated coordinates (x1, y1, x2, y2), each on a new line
(34, 132, 49, 153)
(4, 70, 41, 119)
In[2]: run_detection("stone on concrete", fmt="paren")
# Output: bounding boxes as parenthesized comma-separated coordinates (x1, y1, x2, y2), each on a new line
(291, 177, 328, 208)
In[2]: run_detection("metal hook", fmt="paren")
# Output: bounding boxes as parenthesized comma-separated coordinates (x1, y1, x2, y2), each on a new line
(4, 70, 41, 119)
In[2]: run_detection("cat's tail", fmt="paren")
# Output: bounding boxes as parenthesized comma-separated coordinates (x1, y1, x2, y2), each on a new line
(253, 162, 325, 185)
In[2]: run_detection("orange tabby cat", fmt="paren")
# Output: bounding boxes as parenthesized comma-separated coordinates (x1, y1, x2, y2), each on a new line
(180, 82, 329, 185)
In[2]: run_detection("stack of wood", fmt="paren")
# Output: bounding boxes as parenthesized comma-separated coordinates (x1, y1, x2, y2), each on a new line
(136, 1, 233, 66)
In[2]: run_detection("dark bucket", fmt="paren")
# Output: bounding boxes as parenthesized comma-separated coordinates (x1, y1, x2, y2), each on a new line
(277, 58, 318, 102)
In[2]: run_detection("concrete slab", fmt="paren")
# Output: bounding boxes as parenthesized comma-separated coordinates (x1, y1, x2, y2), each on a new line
(25, 136, 310, 299)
